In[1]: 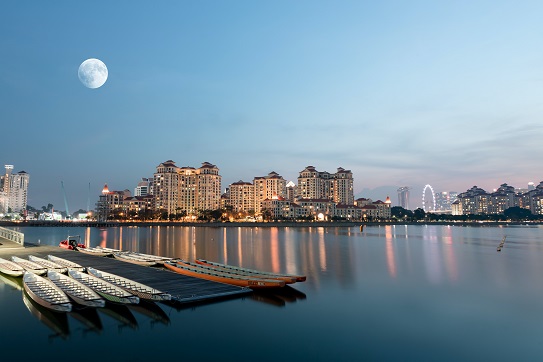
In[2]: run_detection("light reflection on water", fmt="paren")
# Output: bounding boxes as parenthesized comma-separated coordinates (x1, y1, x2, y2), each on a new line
(13, 224, 543, 288)
(2, 225, 543, 361)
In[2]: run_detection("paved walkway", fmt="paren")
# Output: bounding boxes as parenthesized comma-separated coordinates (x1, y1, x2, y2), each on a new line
(0, 239, 24, 251)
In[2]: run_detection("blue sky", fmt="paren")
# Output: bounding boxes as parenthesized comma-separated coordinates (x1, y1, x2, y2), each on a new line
(1, 1, 542, 210)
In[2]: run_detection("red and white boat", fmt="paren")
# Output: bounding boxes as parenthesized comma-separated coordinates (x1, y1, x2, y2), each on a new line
(59, 235, 86, 250)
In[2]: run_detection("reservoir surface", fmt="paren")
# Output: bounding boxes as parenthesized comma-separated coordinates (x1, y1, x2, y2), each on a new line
(1, 224, 542, 361)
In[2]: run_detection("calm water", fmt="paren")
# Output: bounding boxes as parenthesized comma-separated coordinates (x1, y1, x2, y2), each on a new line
(1, 225, 543, 361)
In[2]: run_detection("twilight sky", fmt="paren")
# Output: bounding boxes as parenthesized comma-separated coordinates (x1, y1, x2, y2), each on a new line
(1, 1, 542, 211)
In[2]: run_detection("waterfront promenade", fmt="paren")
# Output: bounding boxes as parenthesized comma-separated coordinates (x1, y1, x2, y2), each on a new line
(0, 220, 365, 228)
(0, 220, 540, 228)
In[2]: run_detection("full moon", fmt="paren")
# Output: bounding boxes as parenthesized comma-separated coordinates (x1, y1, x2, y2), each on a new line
(78, 58, 108, 89)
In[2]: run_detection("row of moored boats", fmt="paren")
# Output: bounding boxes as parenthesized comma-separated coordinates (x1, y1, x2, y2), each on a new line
(0, 255, 171, 313)
(60, 236, 306, 289)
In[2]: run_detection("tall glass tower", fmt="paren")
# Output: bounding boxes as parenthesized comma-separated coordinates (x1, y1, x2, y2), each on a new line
(397, 187, 410, 210)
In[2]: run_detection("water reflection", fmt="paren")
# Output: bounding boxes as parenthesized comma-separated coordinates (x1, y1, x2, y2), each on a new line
(251, 286, 307, 308)
(0, 273, 23, 291)
(129, 301, 171, 326)
(89, 226, 359, 288)
(22, 291, 70, 340)
(98, 304, 138, 331)
(70, 308, 103, 335)
(385, 226, 396, 278)
(442, 226, 458, 282)
(6, 224, 543, 360)
(14, 224, 543, 292)
(421, 225, 459, 284)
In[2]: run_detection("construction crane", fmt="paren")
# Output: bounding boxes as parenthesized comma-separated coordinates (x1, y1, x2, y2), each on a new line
(61, 181, 70, 220)
(87, 182, 90, 212)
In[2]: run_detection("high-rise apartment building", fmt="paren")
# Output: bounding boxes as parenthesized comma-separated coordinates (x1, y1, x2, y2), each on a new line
(96, 184, 131, 221)
(452, 182, 543, 216)
(297, 166, 354, 204)
(0, 165, 30, 213)
(397, 187, 410, 209)
(229, 181, 255, 212)
(153, 160, 221, 216)
(153, 160, 181, 215)
(519, 181, 543, 215)
(298, 166, 331, 200)
(197, 162, 221, 211)
(333, 167, 354, 205)
(254, 171, 287, 213)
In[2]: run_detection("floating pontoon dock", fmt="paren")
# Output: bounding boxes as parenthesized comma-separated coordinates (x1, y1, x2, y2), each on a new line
(0, 245, 251, 303)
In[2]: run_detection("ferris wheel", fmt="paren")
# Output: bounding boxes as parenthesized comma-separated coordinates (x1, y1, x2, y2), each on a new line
(422, 184, 436, 212)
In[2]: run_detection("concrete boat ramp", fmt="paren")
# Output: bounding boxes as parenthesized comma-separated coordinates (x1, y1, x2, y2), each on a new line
(0, 243, 251, 304)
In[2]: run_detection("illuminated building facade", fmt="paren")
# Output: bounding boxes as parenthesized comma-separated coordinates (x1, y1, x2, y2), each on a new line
(519, 181, 543, 215)
(333, 167, 354, 205)
(96, 184, 131, 221)
(454, 182, 543, 215)
(229, 181, 255, 213)
(153, 160, 222, 216)
(253, 171, 287, 213)
(0, 165, 30, 214)
(297, 166, 354, 204)
(153, 160, 180, 215)
(196, 162, 222, 211)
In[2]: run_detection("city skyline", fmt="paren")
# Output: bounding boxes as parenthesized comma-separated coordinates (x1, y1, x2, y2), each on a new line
(4, 159, 538, 215)
(2, 1, 543, 210)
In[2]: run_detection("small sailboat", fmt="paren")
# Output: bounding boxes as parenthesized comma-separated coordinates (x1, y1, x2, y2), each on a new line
(113, 253, 157, 266)
(23, 272, 72, 312)
(191, 260, 296, 284)
(126, 252, 173, 265)
(47, 255, 86, 272)
(87, 267, 171, 302)
(28, 255, 68, 273)
(11, 256, 47, 275)
(68, 269, 139, 305)
(96, 246, 122, 253)
(77, 247, 113, 257)
(196, 259, 306, 282)
(164, 261, 285, 289)
(0, 257, 25, 277)
(48, 270, 105, 308)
